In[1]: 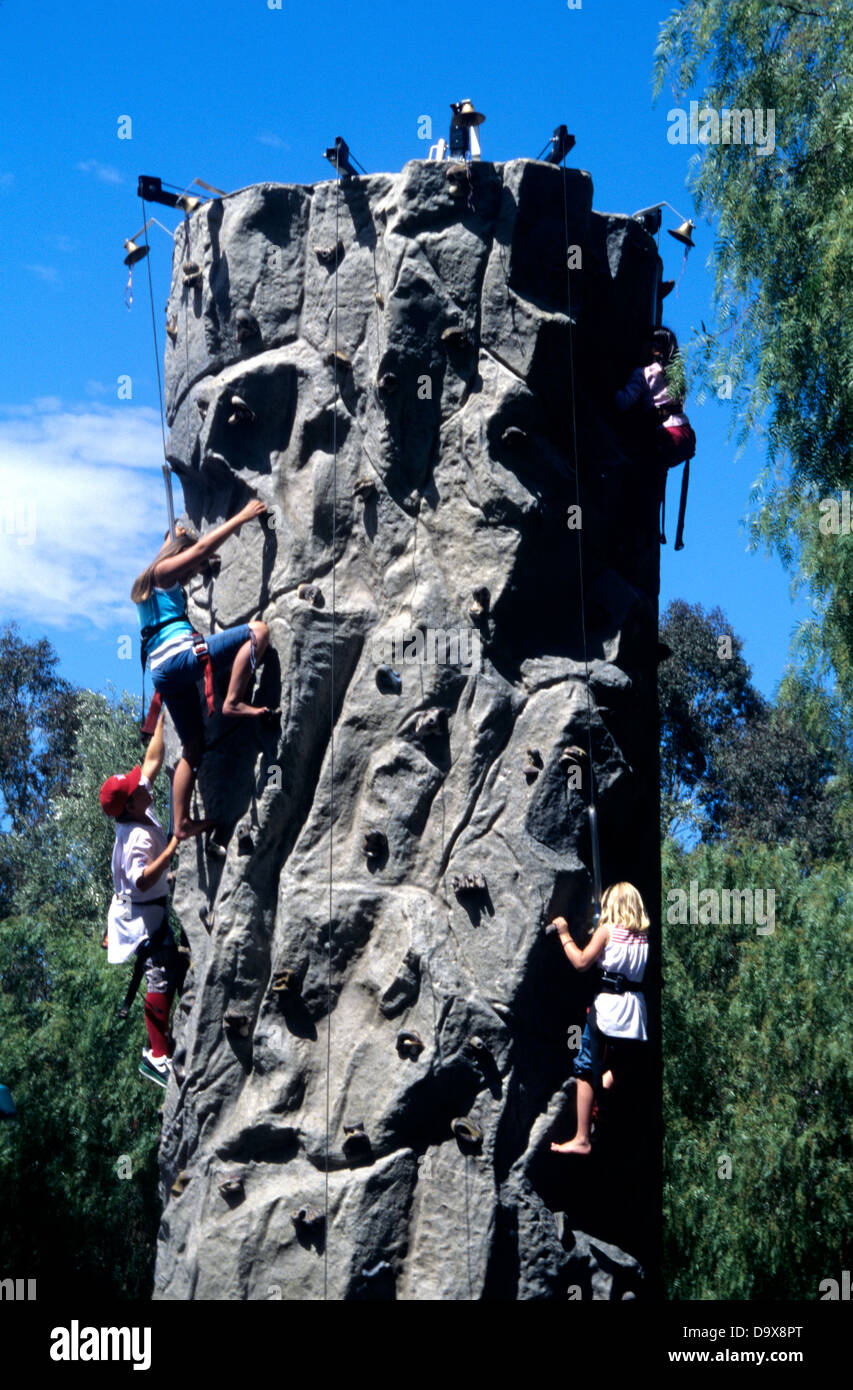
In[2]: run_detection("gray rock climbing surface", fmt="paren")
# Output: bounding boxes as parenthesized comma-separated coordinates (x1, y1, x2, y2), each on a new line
(154, 157, 661, 1301)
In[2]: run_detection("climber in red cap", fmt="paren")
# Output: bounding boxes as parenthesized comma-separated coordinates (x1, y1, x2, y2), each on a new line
(131, 498, 273, 839)
(100, 710, 181, 1087)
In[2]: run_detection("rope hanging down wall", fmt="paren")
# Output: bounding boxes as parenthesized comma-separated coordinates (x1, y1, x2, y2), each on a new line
(560, 160, 602, 921)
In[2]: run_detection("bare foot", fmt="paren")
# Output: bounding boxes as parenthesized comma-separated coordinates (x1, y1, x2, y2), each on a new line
(175, 817, 217, 841)
(602, 1069, 615, 1090)
(550, 1138, 592, 1155)
(221, 700, 270, 718)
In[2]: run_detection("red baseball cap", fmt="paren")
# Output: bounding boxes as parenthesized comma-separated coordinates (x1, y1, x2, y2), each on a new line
(99, 765, 143, 818)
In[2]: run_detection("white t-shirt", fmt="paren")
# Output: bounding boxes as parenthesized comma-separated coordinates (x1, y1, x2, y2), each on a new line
(593, 924, 649, 1040)
(107, 777, 169, 964)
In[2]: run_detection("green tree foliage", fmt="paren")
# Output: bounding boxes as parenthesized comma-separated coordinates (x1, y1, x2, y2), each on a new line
(0, 686, 167, 1300)
(659, 599, 844, 855)
(0, 622, 77, 829)
(662, 837, 853, 1298)
(654, 1, 853, 702)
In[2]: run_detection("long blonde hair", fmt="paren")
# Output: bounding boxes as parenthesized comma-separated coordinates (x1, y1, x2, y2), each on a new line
(130, 531, 195, 604)
(599, 882, 650, 933)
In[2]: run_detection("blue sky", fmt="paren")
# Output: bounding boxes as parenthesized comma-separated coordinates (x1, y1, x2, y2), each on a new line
(0, 0, 806, 700)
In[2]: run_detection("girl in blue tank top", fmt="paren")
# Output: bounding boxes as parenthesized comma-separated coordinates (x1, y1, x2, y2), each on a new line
(131, 499, 273, 839)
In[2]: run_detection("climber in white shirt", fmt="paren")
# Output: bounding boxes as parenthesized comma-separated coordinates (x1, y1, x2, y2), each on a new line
(547, 881, 650, 1156)
(99, 711, 181, 1088)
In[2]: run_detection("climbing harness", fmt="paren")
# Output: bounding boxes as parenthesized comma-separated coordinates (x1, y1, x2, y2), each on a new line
(597, 970, 644, 995)
(191, 634, 216, 717)
(560, 156, 602, 923)
(139, 615, 217, 729)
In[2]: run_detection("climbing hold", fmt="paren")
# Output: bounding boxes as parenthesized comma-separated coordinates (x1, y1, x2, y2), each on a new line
(377, 371, 398, 394)
(171, 1170, 190, 1198)
(205, 833, 226, 861)
(342, 1123, 371, 1160)
(314, 243, 342, 265)
(199, 904, 214, 929)
(165, 313, 178, 339)
(501, 425, 528, 449)
(181, 261, 203, 289)
(452, 873, 488, 898)
(297, 582, 324, 607)
(525, 748, 543, 783)
(363, 829, 388, 865)
(375, 665, 402, 695)
(291, 1205, 324, 1232)
(218, 1176, 244, 1202)
(441, 326, 468, 349)
(446, 169, 468, 199)
(451, 1117, 483, 1150)
(469, 586, 490, 621)
(396, 1030, 424, 1060)
(234, 308, 260, 342)
(236, 823, 254, 856)
(414, 706, 447, 739)
(196, 396, 210, 418)
(327, 349, 351, 371)
(467, 1035, 489, 1058)
(353, 477, 377, 502)
(271, 968, 298, 995)
(227, 394, 256, 426)
(375, 292, 385, 307)
(558, 745, 587, 772)
(223, 1010, 252, 1038)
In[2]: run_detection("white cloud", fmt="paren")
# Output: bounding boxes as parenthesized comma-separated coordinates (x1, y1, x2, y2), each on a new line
(76, 159, 123, 185)
(257, 132, 287, 149)
(25, 263, 59, 283)
(0, 403, 183, 631)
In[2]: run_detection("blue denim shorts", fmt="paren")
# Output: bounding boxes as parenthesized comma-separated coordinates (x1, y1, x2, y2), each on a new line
(152, 624, 252, 749)
(573, 1013, 605, 1088)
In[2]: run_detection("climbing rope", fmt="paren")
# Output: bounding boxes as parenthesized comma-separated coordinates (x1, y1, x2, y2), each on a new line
(323, 148, 342, 1302)
(182, 214, 192, 406)
(559, 164, 602, 920)
(140, 202, 178, 543)
(407, 509, 445, 1080)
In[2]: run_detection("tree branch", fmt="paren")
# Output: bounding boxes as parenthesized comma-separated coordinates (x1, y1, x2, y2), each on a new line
(775, 3, 827, 17)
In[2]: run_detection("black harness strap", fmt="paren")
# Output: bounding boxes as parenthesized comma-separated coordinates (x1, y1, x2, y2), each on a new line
(598, 970, 644, 995)
(140, 616, 187, 671)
